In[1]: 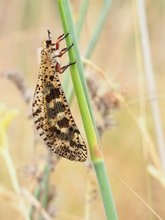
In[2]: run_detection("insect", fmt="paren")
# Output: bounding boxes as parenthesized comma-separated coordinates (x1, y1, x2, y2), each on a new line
(32, 30, 87, 162)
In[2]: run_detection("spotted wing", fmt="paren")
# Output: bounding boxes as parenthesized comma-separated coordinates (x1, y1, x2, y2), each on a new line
(32, 50, 87, 162)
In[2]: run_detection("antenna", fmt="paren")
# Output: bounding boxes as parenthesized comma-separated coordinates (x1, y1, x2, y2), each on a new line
(47, 29, 51, 39)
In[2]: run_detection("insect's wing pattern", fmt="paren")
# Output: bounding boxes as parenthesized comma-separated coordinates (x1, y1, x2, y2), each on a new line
(32, 47, 87, 162)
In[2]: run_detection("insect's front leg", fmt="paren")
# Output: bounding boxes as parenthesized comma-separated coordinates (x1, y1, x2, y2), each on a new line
(55, 33, 69, 50)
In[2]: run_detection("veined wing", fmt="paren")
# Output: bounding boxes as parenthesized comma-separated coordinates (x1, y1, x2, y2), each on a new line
(32, 46, 87, 162)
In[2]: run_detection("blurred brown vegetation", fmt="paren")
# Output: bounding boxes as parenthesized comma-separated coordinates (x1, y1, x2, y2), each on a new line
(0, 0, 165, 219)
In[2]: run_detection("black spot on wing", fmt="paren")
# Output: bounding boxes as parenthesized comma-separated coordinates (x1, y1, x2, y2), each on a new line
(47, 107, 58, 118)
(70, 140, 77, 147)
(49, 126, 69, 141)
(46, 101, 65, 118)
(49, 75, 54, 81)
(57, 117, 69, 128)
(46, 88, 61, 103)
(54, 101, 65, 113)
(33, 108, 41, 117)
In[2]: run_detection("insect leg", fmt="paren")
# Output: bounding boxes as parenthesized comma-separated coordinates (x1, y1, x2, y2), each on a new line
(54, 43, 74, 58)
(55, 33, 69, 50)
(55, 61, 76, 74)
(56, 33, 69, 43)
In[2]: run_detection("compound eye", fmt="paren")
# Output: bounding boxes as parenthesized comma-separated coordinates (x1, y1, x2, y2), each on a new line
(46, 39, 52, 48)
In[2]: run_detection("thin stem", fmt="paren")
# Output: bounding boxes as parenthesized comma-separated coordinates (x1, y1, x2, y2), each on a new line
(63, 0, 111, 104)
(62, 0, 89, 103)
(94, 160, 118, 219)
(29, 162, 51, 220)
(62, 69, 74, 103)
(39, 164, 51, 220)
(29, 183, 41, 219)
(57, 1, 118, 219)
(2, 148, 30, 220)
(2, 148, 20, 194)
(58, 0, 99, 158)
(132, 1, 154, 219)
(41, 164, 51, 209)
(76, 0, 89, 39)
(85, 0, 112, 59)
(136, 0, 165, 173)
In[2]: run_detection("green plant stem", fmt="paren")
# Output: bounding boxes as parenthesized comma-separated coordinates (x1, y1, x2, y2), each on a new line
(29, 163, 51, 220)
(85, 0, 111, 59)
(76, 0, 89, 39)
(41, 164, 50, 209)
(63, 0, 89, 103)
(62, 70, 74, 103)
(39, 164, 51, 220)
(29, 183, 41, 219)
(57, 1, 118, 219)
(63, 0, 111, 105)
(58, 0, 98, 156)
(94, 160, 118, 219)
